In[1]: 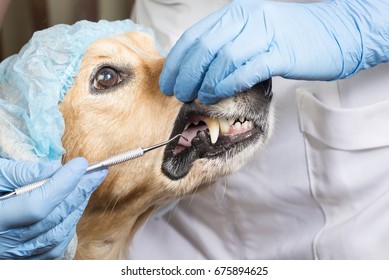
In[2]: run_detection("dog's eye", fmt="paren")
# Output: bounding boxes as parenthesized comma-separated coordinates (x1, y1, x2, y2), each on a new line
(93, 67, 122, 90)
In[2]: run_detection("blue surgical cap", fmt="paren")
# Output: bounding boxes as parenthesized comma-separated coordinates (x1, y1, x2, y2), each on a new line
(0, 19, 156, 162)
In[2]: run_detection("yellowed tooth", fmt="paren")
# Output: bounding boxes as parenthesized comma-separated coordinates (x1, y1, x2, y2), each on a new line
(219, 118, 229, 134)
(204, 117, 219, 144)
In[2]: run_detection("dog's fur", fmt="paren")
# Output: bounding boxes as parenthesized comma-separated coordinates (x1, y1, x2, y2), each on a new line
(60, 31, 273, 259)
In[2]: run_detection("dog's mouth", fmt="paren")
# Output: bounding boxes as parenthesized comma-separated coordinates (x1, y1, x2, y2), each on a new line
(161, 88, 272, 180)
(174, 114, 256, 154)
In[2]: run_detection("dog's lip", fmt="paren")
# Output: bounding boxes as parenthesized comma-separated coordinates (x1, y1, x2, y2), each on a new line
(161, 103, 263, 180)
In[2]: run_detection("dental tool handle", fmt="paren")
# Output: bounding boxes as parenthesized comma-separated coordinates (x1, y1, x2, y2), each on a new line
(86, 147, 144, 172)
(0, 148, 145, 201)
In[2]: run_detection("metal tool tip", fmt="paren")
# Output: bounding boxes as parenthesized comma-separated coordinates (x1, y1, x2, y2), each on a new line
(178, 134, 189, 142)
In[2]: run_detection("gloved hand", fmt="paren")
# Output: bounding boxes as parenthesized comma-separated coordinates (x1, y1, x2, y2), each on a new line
(159, 0, 389, 104)
(0, 158, 108, 259)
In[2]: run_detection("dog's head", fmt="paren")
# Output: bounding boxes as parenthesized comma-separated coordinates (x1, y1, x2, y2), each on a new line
(60, 31, 273, 215)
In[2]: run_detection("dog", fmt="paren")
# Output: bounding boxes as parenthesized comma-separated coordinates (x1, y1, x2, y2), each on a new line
(60, 31, 273, 259)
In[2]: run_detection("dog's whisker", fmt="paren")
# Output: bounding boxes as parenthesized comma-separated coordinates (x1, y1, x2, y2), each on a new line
(101, 200, 113, 216)
(165, 181, 186, 223)
(134, 204, 158, 240)
(109, 195, 121, 216)
(165, 200, 179, 224)
(216, 178, 227, 209)
(101, 192, 120, 216)
(188, 183, 202, 208)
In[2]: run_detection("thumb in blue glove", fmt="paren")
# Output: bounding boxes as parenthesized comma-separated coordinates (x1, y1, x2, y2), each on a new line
(159, 0, 389, 104)
(0, 157, 108, 259)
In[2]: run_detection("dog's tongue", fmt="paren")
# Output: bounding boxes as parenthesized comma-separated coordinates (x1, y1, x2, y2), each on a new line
(174, 123, 209, 154)
(178, 124, 207, 147)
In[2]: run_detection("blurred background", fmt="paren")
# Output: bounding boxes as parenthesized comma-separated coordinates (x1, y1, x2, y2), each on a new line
(0, 0, 134, 60)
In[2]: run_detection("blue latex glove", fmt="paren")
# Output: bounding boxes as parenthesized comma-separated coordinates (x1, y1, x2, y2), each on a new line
(159, 0, 389, 104)
(0, 158, 107, 259)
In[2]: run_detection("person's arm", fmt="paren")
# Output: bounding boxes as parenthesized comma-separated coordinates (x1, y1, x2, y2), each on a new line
(0, 158, 107, 259)
(159, 0, 389, 104)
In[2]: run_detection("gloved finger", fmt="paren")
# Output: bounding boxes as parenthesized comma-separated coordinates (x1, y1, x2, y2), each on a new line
(173, 13, 247, 103)
(215, 51, 274, 98)
(198, 24, 263, 104)
(0, 158, 89, 229)
(3, 227, 76, 260)
(159, 4, 231, 95)
(0, 159, 61, 192)
(198, 91, 221, 105)
(9, 168, 107, 240)
(5, 199, 87, 259)
(26, 228, 77, 260)
(189, 42, 234, 104)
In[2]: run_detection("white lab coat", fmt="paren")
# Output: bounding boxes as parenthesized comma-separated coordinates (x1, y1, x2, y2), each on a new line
(129, 0, 389, 259)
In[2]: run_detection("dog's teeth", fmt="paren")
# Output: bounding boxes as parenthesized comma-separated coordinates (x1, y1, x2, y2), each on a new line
(247, 121, 253, 129)
(227, 118, 235, 126)
(242, 121, 248, 129)
(234, 122, 242, 130)
(219, 118, 229, 134)
(204, 117, 219, 144)
(239, 117, 245, 123)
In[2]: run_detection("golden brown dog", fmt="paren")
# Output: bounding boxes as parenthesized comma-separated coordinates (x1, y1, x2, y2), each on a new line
(60, 31, 273, 259)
